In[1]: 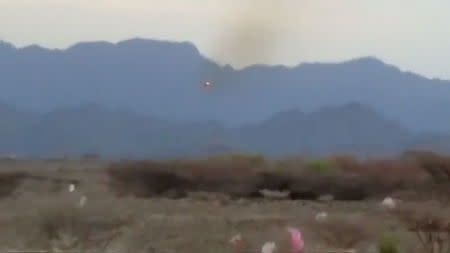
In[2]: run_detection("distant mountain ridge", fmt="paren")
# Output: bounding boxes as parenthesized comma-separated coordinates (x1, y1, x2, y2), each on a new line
(233, 102, 411, 157)
(0, 101, 447, 159)
(2, 38, 450, 157)
(1, 38, 450, 133)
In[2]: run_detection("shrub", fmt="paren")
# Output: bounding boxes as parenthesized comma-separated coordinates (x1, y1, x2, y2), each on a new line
(333, 155, 431, 190)
(330, 155, 361, 175)
(307, 159, 334, 175)
(0, 171, 28, 198)
(314, 218, 370, 248)
(393, 205, 450, 253)
(37, 201, 131, 251)
(271, 156, 306, 173)
(205, 153, 266, 169)
(377, 234, 400, 253)
(402, 150, 450, 184)
(107, 156, 401, 201)
(107, 161, 192, 198)
(107, 159, 260, 198)
(106, 152, 448, 201)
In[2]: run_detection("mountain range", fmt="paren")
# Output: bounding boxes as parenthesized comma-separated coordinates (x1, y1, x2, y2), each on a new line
(0, 101, 448, 159)
(1, 38, 450, 158)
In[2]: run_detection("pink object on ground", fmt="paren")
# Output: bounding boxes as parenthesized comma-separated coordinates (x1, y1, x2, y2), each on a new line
(287, 227, 305, 253)
(229, 234, 244, 248)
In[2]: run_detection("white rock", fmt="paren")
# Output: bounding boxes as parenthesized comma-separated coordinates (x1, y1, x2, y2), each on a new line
(68, 184, 75, 192)
(261, 241, 277, 253)
(259, 189, 290, 199)
(78, 195, 87, 208)
(315, 211, 328, 222)
(229, 233, 242, 246)
(381, 197, 396, 209)
(318, 194, 334, 202)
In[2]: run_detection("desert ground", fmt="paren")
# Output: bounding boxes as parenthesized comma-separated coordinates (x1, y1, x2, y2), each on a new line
(0, 157, 449, 253)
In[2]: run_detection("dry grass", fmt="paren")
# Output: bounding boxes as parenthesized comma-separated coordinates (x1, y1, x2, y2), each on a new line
(393, 203, 450, 253)
(402, 151, 450, 184)
(313, 218, 371, 248)
(0, 152, 449, 253)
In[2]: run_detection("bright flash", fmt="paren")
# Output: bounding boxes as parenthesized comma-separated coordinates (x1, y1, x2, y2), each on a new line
(204, 81, 214, 87)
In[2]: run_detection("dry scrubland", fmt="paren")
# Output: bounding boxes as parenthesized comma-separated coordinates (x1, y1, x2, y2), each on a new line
(0, 151, 449, 253)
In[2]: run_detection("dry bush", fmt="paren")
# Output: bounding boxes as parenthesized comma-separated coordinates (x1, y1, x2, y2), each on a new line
(393, 205, 450, 253)
(107, 158, 262, 198)
(204, 153, 266, 168)
(288, 175, 370, 201)
(107, 160, 192, 198)
(364, 159, 423, 185)
(331, 155, 434, 200)
(37, 201, 133, 251)
(285, 158, 390, 200)
(330, 155, 362, 175)
(333, 156, 429, 186)
(113, 223, 157, 253)
(0, 171, 28, 198)
(253, 156, 306, 198)
(107, 152, 445, 201)
(255, 171, 293, 191)
(107, 156, 377, 201)
(402, 151, 450, 184)
(107, 155, 396, 201)
(176, 158, 261, 197)
(2, 193, 134, 252)
(270, 156, 307, 174)
(312, 218, 371, 249)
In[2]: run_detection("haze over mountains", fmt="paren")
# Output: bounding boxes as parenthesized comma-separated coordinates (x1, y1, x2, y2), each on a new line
(1, 38, 450, 158)
(0, 101, 428, 158)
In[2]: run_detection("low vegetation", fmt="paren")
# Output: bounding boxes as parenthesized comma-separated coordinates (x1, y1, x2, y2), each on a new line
(0, 171, 28, 198)
(393, 205, 450, 253)
(314, 218, 371, 248)
(107, 150, 450, 201)
(1, 152, 449, 253)
(377, 234, 400, 253)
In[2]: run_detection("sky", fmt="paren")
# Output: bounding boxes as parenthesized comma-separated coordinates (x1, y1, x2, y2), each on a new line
(1, 0, 450, 79)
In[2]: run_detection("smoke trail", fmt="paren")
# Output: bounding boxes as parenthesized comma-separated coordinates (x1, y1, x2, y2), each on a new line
(214, 13, 280, 67)
(200, 2, 284, 92)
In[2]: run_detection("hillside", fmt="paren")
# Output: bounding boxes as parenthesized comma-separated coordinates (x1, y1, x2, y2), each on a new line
(0, 101, 438, 158)
(1, 39, 450, 132)
(233, 102, 410, 157)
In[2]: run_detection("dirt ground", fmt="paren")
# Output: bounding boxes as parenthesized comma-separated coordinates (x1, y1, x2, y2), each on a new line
(0, 159, 448, 253)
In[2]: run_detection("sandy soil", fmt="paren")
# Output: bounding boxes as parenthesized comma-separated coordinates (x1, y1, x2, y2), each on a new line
(0, 159, 448, 253)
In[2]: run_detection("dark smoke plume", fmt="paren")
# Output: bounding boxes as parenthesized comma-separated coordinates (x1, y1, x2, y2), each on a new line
(200, 2, 284, 92)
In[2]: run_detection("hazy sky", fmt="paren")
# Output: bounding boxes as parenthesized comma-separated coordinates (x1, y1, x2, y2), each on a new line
(2, 0, 450, 78)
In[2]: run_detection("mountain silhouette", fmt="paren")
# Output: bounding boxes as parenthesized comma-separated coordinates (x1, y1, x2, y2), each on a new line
(233, 102, 410, 157)
(1, 38, 450, 133)
(0, 100, 444, 158)
(1, 38, 450, 158)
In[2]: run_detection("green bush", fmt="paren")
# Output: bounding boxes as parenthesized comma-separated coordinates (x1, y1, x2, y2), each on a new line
(377, 234, 399, 253)
(307, 159, 333, 175)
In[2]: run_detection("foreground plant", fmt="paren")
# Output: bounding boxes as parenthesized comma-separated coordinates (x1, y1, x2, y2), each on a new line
(377, 233, 399, 253)
(314, 219, 369, 249)
(394, 207, 450, 253)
